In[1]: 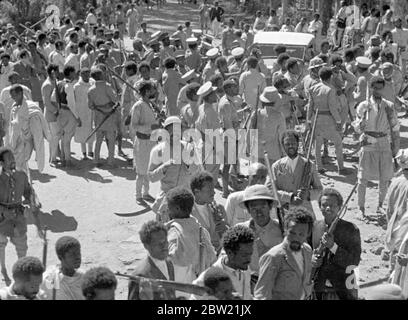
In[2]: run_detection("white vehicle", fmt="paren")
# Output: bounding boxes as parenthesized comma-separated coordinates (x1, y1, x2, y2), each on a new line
(253, 31, 315, 68)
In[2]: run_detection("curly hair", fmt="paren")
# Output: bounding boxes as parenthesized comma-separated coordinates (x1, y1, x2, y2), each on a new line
(318, 188, 344, 208)
(0, 147, 13, 162)
(281, 130, 300, 146)
(203, 267, 231, 292)
(81, 267, 117, 300)
(166, 187, 195, 218)
(222, 225, 255, 254)
(12, 257, 44, 281)
(139, 220, 168, 245)
(55, 236, 81, 260)
(190, 171, 214, 194)
(284, 207, 314, 232)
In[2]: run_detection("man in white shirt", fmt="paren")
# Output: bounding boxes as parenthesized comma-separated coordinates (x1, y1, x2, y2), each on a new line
(225, 162, 268, 227)
(128, 220, 178, 300)
(309, 13, 324, 53)
(0, 256, 44, 300)
(192, 224, 255, 300)
(64, 43, 80, 74)
(49, 40, 65, 76)
(239, 56, 266, 110)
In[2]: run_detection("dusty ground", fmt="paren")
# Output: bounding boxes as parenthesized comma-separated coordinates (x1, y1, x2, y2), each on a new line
(2, 1, 408, 299)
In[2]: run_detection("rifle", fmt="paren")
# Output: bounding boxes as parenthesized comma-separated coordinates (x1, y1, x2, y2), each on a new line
(115, 272, 210, 296)
(308, 182, 359, 284)
(262, 141, 284, 235)
(85, 102, 120, 142)
(103, 63, 166, 126)
(52, 74, 62, 116)
(245, 85, 260, 157)
(42, 226, 48, 268)
(296, 107, 319, 200)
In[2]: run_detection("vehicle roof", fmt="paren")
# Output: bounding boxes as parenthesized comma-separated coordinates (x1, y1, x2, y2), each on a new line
(254, 31, 315, 46)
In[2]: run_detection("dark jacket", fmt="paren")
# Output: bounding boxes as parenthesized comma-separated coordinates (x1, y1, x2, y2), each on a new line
(313, 219, 361, 300)
(128, 256, 176, 300)
(209, 6, 224, 22)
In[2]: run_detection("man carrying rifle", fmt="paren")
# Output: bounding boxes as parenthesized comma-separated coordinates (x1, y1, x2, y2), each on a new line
(51, 66, 81, 168)
(353, 76, 400, 216)
(0, 148, 43, 286)
(88, 67, 118, 168)
(269, 130, 322, 220)
(311, 188, 361, 300)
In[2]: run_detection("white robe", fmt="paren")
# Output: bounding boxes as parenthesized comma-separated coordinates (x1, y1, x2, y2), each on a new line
(74, 79, 94, 143)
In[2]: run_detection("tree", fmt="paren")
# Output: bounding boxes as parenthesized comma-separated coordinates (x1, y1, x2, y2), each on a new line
(320, 0, 333, 35)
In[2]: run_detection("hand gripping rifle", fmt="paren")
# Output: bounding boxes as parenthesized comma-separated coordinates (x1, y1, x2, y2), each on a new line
(115, 272, 210, 296)
(103, 63, 166, 127)
(262, 141, 284, 235)
(308, 182, 359, 284)
(296, 107, 319, 201)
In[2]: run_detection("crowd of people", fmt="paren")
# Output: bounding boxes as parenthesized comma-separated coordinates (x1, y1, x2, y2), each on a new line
(0, 0, 408, 300)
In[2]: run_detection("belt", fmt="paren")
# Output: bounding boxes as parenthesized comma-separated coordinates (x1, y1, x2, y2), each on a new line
(136, 132, 151, 140)
(365, 131, 388, 138)
(317, 110, 332, 116)
(0, 202, 23, 209)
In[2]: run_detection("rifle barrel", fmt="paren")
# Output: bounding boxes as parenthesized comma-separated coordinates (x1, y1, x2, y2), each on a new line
(115, 272, 209, 296)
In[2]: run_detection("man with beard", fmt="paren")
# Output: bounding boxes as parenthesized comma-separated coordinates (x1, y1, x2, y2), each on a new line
(311, 188, 361, 300)
(254, 207, 314, 300)
(270, 130, 322, 220)
(192, 224, 254, 300)
(38, 236, 84, 300)
(0, 256, 44, 300)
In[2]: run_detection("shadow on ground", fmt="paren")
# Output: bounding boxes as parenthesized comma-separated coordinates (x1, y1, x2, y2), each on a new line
(27, 209, 78, 233)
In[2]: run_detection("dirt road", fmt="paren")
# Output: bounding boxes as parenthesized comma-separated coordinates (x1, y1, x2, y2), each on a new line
(2, 1, 407, 299)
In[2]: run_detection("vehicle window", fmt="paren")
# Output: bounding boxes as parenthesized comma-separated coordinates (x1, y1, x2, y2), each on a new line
(257, 45, 305, 59)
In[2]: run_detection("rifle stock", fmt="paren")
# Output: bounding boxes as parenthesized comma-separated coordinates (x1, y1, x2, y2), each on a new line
(115, 272, 210, 296)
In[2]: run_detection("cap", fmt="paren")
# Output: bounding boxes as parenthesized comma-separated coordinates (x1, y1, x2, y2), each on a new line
(241, 185, 277, 205)
(6, 23, 14, 29)
(174, 50, 185, 58)
(192, 29, 203, 36)
(181, 69, 198, 81)
(308, 57, 326, 70)
(186, 37, 198, 45)
(370, 35, 381, 46)
(260, 86, 279, 103)
(163, 116, 181, 128)
(231, 47, 245, 58)
(231, 40, 241, 49)
(201, 42, 213, 50)
(356, 56, 372, 68)
(396, 148, 408, 169)
(380, 62, 394, 70)
(197, 81, 217, 97)
(365, 284, 406, 300)
(206, 47, 219, 58)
